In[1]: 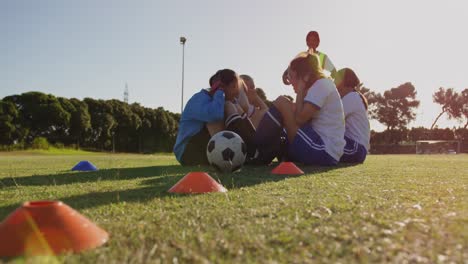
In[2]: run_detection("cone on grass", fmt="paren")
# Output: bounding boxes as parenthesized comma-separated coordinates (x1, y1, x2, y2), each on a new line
(271, 162, 304, 175)
(71, 161, 97, 171)
(0, 201, 109, 257)
(168, 172, 227, 194)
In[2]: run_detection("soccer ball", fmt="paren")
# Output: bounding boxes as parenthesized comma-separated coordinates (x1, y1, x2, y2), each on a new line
(206, 130, 247, 173)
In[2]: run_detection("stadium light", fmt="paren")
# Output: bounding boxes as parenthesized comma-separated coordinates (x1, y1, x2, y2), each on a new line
(180, 36, 187, 113)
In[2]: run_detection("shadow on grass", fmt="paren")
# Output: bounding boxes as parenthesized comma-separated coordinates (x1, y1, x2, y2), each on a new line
(199, 162, 359, 190)
(0, 162, 360, 217)
(0, 165, 200, 187)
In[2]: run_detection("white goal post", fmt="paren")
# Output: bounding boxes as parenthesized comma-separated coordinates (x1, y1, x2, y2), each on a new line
(415, 140, 461, 154)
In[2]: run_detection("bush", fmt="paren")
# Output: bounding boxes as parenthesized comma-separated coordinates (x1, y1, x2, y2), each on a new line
(54, 142, 65, 149)
(0, 142, 25, 151)
(32, 137, 50, 150)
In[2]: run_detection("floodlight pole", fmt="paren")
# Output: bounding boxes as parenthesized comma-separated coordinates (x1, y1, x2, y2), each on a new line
(180, 36, 187, 113)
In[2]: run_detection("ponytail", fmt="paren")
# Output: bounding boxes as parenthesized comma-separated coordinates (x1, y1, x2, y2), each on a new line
(289, 53, 326, 90)
(356, 91, 368, 110)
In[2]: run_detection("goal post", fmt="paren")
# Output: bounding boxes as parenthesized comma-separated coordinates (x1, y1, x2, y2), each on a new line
(415, 140, 461, 154)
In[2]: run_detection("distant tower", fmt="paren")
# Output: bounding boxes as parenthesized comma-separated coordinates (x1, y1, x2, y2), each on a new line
(124, 83, 129, 104)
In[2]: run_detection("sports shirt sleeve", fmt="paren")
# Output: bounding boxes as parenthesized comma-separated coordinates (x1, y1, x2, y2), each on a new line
(303, 81, 330, 109)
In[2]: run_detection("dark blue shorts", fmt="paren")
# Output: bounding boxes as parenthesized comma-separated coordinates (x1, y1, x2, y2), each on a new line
(340, 136, 367, 163)
(287, 124, 338, 166)
(251, 106, 285, 164)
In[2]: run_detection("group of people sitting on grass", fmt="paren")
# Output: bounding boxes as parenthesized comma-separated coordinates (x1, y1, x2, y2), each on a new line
(173, 31, 370, 167)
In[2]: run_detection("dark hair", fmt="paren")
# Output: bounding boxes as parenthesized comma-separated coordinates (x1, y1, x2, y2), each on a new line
(306, 31, 320, 42)
(289, 53, 326, 89)
(209, 69, 237, 89)
(337, 68, 368, 110)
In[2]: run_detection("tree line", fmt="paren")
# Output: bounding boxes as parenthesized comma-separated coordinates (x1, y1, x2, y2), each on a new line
(261, 83, 468, 148)
(0, 92, 179, 152)
(1, 84, 467, 152)
(361, 84, 468, 150)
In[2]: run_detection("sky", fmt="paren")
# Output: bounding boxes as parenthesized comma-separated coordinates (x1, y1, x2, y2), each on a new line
(1, 0, 467, 131)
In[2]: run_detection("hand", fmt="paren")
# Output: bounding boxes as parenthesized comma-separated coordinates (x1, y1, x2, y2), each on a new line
(296, 85, 307, 103)
(246, 87, 259, 104)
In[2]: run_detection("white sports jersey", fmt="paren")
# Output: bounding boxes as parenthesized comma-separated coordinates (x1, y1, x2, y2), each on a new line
(303, 78, 346, 160)
(341, 92, 370, 151)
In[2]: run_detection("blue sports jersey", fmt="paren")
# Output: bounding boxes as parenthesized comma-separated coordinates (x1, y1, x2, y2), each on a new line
(173, 89, 225, 162)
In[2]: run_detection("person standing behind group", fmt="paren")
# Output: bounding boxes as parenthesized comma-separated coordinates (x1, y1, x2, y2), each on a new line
(334, 68, 370, 163)
(282, 31, 336, 85)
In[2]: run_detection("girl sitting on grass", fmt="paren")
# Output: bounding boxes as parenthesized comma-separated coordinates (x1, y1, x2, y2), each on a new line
(254, 53, 346, 166)
(174, 69, 261, 166)
(173, 69, 240, 165)
(334, 68, 370, 163)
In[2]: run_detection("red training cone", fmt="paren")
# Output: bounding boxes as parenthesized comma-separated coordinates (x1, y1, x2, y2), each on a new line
(271, 162, 304, 175)
(168, 172, 227, 194)
(0, 201, 109, 257)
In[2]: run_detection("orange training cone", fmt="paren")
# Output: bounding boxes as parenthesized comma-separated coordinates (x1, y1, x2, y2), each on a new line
(168, 172, 227, 194)
(0, 201, 109, 257)
(271, 162, 304, 175)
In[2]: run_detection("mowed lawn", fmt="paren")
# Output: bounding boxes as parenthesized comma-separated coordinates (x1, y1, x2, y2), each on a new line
(0, 152, 467, 263)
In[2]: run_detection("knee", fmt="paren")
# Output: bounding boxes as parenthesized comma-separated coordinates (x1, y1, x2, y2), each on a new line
(273, 96, 291, 110)
(224, 101, 239, 117)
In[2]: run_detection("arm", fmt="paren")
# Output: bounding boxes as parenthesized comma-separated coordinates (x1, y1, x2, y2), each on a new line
(324, 54, 336, 76)
(246, 87, 268, 110)
(295, 87, 319, 126)
(237, 79, 250, 113)
(183, 90, 225, 123)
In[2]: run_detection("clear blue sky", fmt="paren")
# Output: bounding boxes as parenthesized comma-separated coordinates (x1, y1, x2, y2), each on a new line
(2, 0, 467, 131)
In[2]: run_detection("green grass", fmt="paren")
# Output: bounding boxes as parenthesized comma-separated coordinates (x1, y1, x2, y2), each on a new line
(0, 147, 98, 156)
(0, 153, 467, 263)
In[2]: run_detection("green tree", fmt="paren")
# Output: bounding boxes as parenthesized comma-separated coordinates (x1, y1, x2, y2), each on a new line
(431, 87, 461, 129)
(3, 92, 70, 144)
(372, 83, 420, 130)
(0, 100, 19, 145)
(108, 99, 142, 152)
(84, 98, 117, 150)
(71, 98, 91, 147)
(460, 88, 468, 129)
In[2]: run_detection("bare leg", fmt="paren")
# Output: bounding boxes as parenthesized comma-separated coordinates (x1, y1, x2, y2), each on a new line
(273, 96, 298, 143)
(246, 87, 269, 129)
(206, 121, 224, 136)
(237, 80, 250, 113)
(224, 101, 241, 121)
(206, 101, 248, 136)
(250, 108, 268, 128)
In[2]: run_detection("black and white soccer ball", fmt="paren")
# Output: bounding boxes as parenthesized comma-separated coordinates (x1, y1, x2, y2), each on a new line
(206, 130, 247, 173)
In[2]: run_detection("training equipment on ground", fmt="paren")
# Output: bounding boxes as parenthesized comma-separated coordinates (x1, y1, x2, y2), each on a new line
(71, 161, 98, 171)
(0, 201, 108, 257)
(206, 131, 247, 173)
(168, 172, 227, 194)
(271, 162, 304, 175)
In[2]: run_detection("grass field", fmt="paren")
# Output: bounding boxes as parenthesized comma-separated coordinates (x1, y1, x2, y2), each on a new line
(0, 152, 467, 263)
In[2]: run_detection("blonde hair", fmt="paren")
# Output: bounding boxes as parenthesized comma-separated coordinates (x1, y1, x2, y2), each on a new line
(289, 52, 326, 88)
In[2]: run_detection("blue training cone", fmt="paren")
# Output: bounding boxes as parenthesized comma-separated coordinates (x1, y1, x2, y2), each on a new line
(71, 161, 98, 171)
